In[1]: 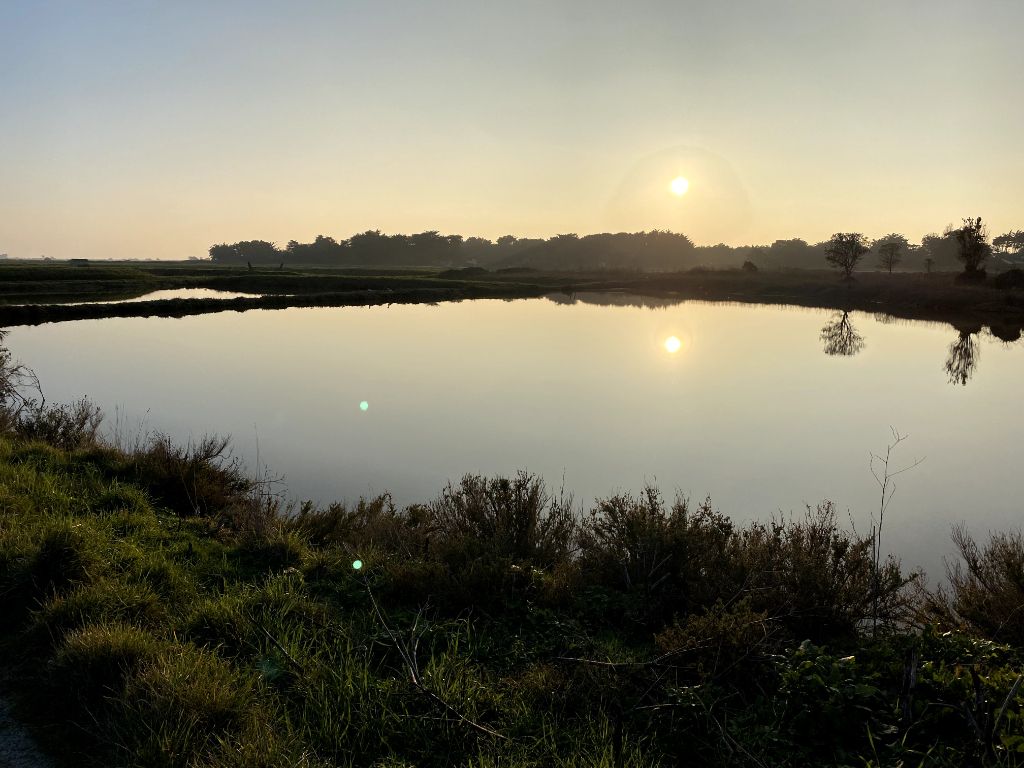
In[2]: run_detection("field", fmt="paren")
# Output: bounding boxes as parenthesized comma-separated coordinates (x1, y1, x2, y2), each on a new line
(1, 261, 1023, 334)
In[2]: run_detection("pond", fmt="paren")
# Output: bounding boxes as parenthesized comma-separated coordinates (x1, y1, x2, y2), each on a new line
(70, 288, 263, 305)
(5, 295, 1022, 580)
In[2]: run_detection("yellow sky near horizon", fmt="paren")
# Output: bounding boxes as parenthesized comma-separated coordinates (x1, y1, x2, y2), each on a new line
(1, 1, 1021, 260)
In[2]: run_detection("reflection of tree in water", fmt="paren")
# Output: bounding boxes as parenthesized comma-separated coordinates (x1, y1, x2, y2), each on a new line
(989, 324, 1022, 343)
(945, 331, 980, 386)
(820, 311, 865, 356)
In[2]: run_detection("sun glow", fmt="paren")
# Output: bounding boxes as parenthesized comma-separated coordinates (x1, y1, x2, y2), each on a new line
(669, 176, 689, 196)
(664, 335, 682, 354)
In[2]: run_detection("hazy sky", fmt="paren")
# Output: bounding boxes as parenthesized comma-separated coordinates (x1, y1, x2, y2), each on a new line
(2, 0, 1022, 260)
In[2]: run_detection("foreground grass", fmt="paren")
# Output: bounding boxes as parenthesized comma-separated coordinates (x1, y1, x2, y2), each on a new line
(1, 429, 1024, 767)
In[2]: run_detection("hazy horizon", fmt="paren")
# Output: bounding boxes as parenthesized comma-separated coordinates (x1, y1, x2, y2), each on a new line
(2, 0, 1022, 260)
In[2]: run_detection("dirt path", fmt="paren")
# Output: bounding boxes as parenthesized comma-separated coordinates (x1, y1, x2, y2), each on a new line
(0, 695, 52, 768)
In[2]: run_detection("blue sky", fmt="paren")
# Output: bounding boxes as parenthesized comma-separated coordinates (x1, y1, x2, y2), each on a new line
(2, 0, 1021, 259)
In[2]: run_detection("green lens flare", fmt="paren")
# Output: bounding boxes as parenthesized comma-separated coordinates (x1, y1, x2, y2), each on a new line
(352, 559, 363, 570)
(359, 401, 369, 411)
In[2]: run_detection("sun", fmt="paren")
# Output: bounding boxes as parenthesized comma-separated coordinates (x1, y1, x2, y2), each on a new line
(664, 335, 682, 354)
(669, 176, 689, 196)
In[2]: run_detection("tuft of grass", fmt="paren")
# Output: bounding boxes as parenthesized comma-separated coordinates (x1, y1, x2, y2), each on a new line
(111, 643, 266, 766)
(51, 622, 163, 708)
(33, 579, 167, 645)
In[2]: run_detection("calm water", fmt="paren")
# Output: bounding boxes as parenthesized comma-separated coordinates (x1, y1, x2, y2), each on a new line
(5, 296, 1022, 579)
(73, 288, 263, 304)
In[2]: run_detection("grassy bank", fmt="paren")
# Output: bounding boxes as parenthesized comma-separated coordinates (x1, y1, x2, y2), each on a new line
(2, 261, 1024, 335)
(1, 399, 1024, 765)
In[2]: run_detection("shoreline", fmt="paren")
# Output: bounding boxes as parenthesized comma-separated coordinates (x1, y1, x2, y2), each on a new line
(0, 269, 1021, 337)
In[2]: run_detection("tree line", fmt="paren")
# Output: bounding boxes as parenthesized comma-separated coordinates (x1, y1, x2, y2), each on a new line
(822, 217, 1009, 280)
(208, 221, 1024, 273)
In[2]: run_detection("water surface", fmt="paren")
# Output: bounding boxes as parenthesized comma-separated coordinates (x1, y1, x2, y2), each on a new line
(6, 296, 1022, 579)
(73, 288, 263, 304)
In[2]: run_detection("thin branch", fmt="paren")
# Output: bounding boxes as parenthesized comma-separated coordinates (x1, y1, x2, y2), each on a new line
(362, 579, 509, 741)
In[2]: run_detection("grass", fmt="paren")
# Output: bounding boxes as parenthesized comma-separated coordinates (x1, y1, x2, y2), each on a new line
(2, 422, 1024, 766)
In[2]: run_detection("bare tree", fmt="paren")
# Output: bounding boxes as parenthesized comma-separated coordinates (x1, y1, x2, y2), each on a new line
(825, 233, 869, 279)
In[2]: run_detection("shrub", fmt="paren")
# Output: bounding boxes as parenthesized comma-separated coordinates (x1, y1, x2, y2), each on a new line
(654, 599, 773, 679)
(430, 472, 576, 568)
(132, 434, 251, 518)
(294, 474, 579, 611)
(994, 268, 1024, 290)
(0, 330, 40, 433)
(577, 489, 737, 628)
(741, 259, 758, 273)
(930, 525, 1024, 645)
(737, 502, 911, 641)
(288, 493, 429, 558)
(15, 397, 103, 450)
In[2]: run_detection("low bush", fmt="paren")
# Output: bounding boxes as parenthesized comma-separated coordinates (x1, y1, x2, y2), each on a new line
(994, 268, 1024, 289)
(736, 502, 912, 640)
(928, 524, 1024, 645)
(130, 434, 251, 518)
(15, 398, 104, 450)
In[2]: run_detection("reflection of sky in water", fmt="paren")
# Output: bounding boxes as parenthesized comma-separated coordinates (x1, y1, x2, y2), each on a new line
(76, 288, 263, 305)
(5, 298, 1023, 583)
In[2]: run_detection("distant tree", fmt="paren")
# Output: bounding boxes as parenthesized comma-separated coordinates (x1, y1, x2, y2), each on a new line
(695, 243, 738, 266)
(924, 257, 935, 273)
(921, 230, 959, 270)
(741, 259, 758, 273)
(209, 240, 280, 264)
(954, 217, 991, 276)
(993, 230, 1024, 254)
(635, 230, 696, 271)
(872, 233, 910, 249)
(873, 234, 908, 273)
(757, 238, 823, 270)
(349, 230, 396, 265)
(824, 233, 869, 279)
(877, 242, 902, 273)
(746, 245, 770, 267)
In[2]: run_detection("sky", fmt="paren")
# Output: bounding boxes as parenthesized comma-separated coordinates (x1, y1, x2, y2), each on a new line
(1, 0, 1022, 260)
